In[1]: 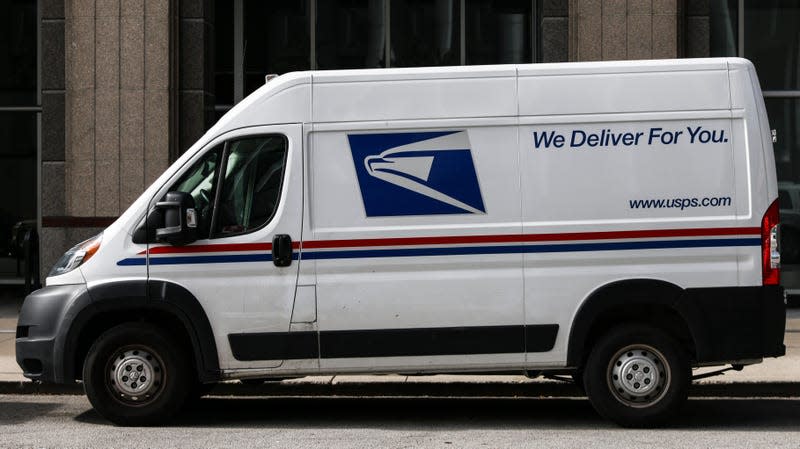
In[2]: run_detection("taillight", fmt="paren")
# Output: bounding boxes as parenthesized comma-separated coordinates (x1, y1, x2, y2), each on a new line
(761, 198, 780, 285)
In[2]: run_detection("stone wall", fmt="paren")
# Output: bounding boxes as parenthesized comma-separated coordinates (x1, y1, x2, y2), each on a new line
(64, 0, 170, 216)
(569, 0, 682, 61)
(40, 0, 171, 277)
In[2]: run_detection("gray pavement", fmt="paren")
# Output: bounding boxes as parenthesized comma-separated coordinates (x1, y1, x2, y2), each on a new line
(1, 395, 800, 448)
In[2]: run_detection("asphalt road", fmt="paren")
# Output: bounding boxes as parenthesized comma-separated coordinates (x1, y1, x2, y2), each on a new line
(1, 395, 799, 448)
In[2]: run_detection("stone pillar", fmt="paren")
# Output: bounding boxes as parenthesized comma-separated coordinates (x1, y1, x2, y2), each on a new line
(542, 0, 570, 62)
(40, 0, 171, 277)
(569, 0, 682, 61)
(64, 0, 170, 217)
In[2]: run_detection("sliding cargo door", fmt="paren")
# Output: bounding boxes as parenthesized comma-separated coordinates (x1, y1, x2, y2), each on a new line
(309, 123, 525, 372)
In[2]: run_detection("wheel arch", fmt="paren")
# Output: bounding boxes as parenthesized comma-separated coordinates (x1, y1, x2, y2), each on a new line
(62, 280, 220, 383)
(566, 279, 709, 368)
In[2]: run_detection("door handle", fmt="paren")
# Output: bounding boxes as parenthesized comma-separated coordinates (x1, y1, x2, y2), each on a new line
(272, 234, 293, 267)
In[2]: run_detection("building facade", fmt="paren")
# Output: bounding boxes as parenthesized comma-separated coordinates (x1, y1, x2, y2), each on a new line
(0, 0, 798, 286)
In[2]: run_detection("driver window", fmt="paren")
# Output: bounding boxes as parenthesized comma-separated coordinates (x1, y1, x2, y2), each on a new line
(167, 146, 223, 238)
(158, 134, 287, 241)
(211, 135, 288, 238)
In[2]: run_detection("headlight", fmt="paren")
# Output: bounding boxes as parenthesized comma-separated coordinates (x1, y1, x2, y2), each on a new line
(49, 233, 103, 277)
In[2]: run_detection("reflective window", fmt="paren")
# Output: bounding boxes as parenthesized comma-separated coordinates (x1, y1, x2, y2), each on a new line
(744, 0, 800, 91)
(779, 189, 792, 210)
(170, 147, 223, 238)
(213, 136, 288, 237)
(390, 0, 460, 67)
(213, 1, 553, 115)
(768, 98, 800, 183)
(0, 0, 37, 106)
(710, 0, 738, 57)
(466, 0, 531, 64)
(244, 1, 310, 96)
(0, 0, 37, 263)
(317, 0, 386, 69)
(167, 136, 288, 239)
(0, 113, 36, 248)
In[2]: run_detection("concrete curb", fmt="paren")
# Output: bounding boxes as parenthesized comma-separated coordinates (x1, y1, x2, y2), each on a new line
(2, 380, 799, 398)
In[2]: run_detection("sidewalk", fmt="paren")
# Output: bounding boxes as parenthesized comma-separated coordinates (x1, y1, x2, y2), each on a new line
(0, 288, 21, 384)
(1, 299, 797, 394)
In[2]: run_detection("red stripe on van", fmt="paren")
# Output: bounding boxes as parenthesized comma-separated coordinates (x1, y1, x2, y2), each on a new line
(140, 241, 304, 255)
(300, 227, 760, 249)
(141, 242, 272, 255)
(139, 226, 759, 255)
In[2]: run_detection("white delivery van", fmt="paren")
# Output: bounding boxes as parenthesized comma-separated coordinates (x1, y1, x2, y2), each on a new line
(17, 58, 786, 427)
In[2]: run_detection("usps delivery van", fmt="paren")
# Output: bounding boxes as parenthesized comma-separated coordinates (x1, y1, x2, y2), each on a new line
(16, 58, 786, 427)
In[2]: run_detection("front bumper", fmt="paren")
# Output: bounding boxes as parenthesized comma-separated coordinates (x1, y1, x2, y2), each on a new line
(15, 284, 91, 383)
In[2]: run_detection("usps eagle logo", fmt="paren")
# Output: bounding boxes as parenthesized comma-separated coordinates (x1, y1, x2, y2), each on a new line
(348, 131, 485, 217)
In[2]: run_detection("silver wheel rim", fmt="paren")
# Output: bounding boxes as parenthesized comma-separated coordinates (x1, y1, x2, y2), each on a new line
(607, 344, 670, 408)
(106, 346, 165, 405)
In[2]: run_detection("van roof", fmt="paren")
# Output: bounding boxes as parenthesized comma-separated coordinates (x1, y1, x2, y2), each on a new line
(310, 58, 734, 83)
(206, 57, 752, 138)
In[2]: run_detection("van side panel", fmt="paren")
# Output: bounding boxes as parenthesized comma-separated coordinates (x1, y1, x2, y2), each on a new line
(518, 63, 730, 116)
(312, 67, 517, 123)
(308, 119, 527, 372)
(517, 67, 749, 365)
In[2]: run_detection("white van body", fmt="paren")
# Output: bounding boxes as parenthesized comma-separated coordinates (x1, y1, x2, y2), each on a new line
(17, 58, 786, 426)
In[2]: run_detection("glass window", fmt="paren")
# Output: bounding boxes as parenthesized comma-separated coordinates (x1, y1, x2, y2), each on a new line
(243, 1, 310, 96)
(744, 0, 800, 91)
(779, 189, 793, 210)
(0, 0, 37, 106)
(390, 0, 460, 67)
(169, 146, 224, 238)
(768, 98, 800, 183)
(165, 135, 288, 239)
(465, 0, 531, 65)
(212, 136, 288, 237)
(710, 0, 738, 57)
(316, 0, 386, 69)
(0, 112, 36, 253)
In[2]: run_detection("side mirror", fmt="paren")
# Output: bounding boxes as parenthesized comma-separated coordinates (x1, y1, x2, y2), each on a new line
(155, 191, 198, 246)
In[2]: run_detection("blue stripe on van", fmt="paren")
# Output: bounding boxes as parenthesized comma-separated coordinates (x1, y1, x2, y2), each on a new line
(302, 237, 760, 260)
(116, 237, 760, 266)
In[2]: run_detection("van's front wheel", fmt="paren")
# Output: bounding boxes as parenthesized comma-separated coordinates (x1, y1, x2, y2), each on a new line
(583, 325, 689, 428)
(83, 323, 191, 426)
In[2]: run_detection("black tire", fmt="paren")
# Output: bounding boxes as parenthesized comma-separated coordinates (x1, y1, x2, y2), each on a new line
(583, 324, 689, 428)
(83, 323, 191, 426)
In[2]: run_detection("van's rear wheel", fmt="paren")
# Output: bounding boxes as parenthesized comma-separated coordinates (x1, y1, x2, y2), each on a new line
(83, 323, 191, 426)
(583, 324, 689, 428)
